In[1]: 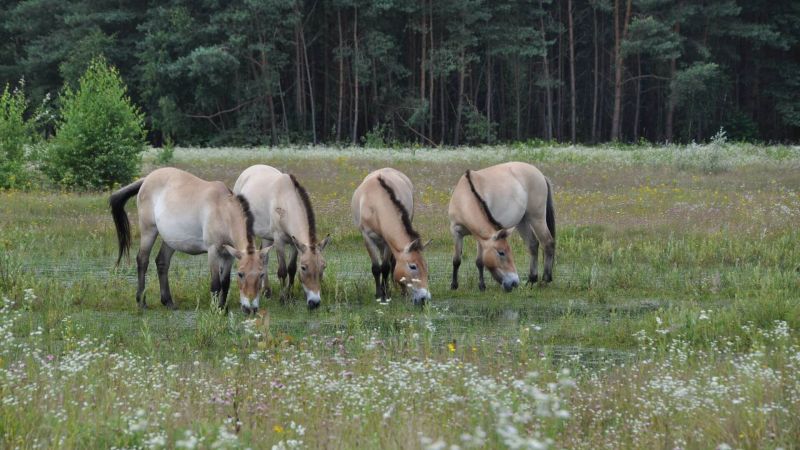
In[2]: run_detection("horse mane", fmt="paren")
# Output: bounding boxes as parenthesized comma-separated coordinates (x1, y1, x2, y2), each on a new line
(289, 174, 317, 245)
(465, 169, 502, 230)
(235, 194, 256, 253)
(377, 175, 420, 242)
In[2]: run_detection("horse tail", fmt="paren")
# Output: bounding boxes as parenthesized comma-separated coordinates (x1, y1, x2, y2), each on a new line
(545, 178, 556, 240)
(109, 179, 144, 266)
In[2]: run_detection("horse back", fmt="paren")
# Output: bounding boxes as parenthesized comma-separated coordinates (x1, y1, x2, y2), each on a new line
(352, 168, 413, 239)
(140, 168, 226, 254)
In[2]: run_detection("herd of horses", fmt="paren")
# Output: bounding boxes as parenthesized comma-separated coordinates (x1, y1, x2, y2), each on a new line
(109, 162, 556, 313)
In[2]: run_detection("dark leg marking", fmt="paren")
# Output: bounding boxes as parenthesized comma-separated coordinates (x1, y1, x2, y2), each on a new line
(155, 242, 176, 309)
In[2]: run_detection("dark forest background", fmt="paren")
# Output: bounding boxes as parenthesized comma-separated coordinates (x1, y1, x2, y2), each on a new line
(2, 0, 799, 146)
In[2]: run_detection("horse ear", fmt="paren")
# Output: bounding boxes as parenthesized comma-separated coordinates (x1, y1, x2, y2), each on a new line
(223, 245, 243, 260)
(492, 227, 515, 241)
(404, 239, 421, 253)
(318, 234, 332, 251)
(291, 235, 307, 253)
(259, 244, 274, 259)
(422, 239, 433, 250)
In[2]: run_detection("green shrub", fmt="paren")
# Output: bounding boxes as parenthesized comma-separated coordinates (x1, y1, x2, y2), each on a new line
(154, 135, 175, 165)
(0, 82, 32, 189)
(44, 57, 146, 189)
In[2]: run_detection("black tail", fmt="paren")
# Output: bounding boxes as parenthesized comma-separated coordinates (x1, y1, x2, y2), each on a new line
(109, 179, 144, 266)
(545, 178, 556, 240)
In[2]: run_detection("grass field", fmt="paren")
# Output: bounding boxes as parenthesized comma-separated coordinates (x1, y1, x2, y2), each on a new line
(1, 143, 799, 449)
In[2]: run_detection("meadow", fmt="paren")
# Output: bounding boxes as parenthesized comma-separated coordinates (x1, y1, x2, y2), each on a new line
(1, 142, 799, 449)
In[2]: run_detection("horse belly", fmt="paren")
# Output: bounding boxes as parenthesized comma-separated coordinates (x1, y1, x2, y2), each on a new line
(154, 204, 207, 254)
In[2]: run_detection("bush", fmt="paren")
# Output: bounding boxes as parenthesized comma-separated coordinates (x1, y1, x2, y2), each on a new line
(44, 57, 146, 189)
(0, 82, 32, 189)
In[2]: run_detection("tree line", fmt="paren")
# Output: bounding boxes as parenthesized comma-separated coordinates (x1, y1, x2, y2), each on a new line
(1, 0, 798, 146)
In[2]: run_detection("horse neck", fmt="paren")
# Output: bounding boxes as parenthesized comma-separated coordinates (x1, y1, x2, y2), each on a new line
(381, 211, 414, 257)
(224, 202, 252, 251)
(464, 177, 501, 241)
(284, 209, 313, 246)
(469, 215, 499, 242)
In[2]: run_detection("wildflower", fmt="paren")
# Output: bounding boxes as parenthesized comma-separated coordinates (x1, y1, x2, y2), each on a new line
(273, 425, 284, 434)
(448, 343, 456, 353)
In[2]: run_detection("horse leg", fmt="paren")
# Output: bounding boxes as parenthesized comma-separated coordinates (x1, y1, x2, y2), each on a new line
(275, 241, 289, 302)
(260, 241, 272, 299)
(475, 241, 486, 292)
(517, 220, 540, 285)
(531, 219, 555, 283)
(450, 226, 465, 290)
(208, 248, 224, 310)
(155, 242, 177, 309)
(381, 245, 393, 299)
(135, 227, 158, 309)
(220, 256, 234, 310)
(287, 246, 298, 291)
(362, 232, 384, 301)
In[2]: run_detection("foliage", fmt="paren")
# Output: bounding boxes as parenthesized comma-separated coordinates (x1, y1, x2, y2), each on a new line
(1, 1, 799, 145)
(463, 105, 498, 145)
(0, 81, 33, 189)
(43, 58, 146, 190)
(154, 135, 175, 166)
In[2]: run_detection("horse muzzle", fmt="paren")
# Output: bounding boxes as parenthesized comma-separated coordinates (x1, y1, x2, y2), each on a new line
(304, 288, 321, 310)
(501, 273, 520, 292)
(411, 288, 431, 306)
(240, 296, 259, 315)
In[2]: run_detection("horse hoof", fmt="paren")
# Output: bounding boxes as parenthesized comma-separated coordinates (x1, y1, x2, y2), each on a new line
(163, 301, 177, 310)
(478, 283, 486, 292)
(450, 282, 458, 290)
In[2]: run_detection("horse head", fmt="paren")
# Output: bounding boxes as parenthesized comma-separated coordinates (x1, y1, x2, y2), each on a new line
(477, 227, 519, 292)
(394, 238, 432, 305)
(291, 234, 331, 309)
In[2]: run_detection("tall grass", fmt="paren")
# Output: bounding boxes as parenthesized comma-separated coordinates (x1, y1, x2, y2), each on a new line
(1, 144, 799, 448)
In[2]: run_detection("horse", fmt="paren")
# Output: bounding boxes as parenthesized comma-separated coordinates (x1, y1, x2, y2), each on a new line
(448, 161, 555, 292)
(109, 167, 271, 314)
(351, 168, 431, 305)
(233, 165, 331, 309)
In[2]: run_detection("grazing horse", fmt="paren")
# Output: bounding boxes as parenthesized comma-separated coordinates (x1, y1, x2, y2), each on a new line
(352, 168, 431, 305)
(109, 167, 270, 314)
(233, 165, 331, 309)
(448, 162, 555, 292)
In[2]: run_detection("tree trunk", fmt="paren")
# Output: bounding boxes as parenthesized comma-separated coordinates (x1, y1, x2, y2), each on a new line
(485, 51, 492, 142)
(419, 0, 427, 144)
(567, 0, 577, 144)
(352, 6, 359, 144)
(665, 22, 680, 143)
(299, 20, 316, 144)
(539, 7, 553, 141)
(515, 59, 521, 140)
(556, 2, 563, 141)
(633, 53, 641, 142)
(428, 0, 435, 142)
(337, 10, 345, 142)
(440, 75, 446, 145)
(591, 3, 599, 143)
(295, 23, 306, 131)
(611, 0, 632, 142)
(454, 49, 465, 145)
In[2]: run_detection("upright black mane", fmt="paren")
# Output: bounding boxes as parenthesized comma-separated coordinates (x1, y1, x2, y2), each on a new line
(465, 169, 502, 230)
(289, 174, 317, 244)
(377, 175, 420, 241)
(235, 194, 256, 253)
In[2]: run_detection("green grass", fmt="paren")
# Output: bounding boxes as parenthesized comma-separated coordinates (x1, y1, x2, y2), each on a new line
(1, 144, 799, 449)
